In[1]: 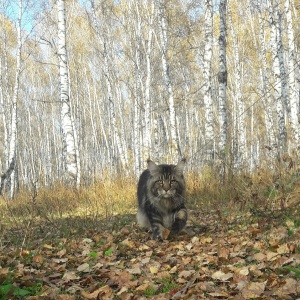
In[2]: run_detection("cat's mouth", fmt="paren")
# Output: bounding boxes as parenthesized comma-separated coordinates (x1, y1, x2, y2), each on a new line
(159, 190, 175, 198)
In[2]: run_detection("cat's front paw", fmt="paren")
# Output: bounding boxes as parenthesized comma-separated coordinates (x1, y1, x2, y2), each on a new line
(171, 209, 187, 233)
(151, 224, 165, 241)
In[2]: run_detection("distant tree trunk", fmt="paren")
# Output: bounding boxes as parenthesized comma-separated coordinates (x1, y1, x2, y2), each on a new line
(218, 0, 227, 171)
(143, 18, 154, 163)
(0, 0, 22, 198)
(284, 0, 299, 146)
(157, 0, 180, 156)
(229, 7, 246, 169)
(90, 0, 128, 172)
(203, 0, 214, 163)
(268, 0, 287, 154)
(258, 13, 276, 151)
(57, 0, 80, 186)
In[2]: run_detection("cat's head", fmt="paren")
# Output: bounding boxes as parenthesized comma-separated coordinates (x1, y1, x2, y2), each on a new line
(147, 159, 186, 199)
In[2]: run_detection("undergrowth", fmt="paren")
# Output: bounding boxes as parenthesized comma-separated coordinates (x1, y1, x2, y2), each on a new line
(0, 160, 299, 248)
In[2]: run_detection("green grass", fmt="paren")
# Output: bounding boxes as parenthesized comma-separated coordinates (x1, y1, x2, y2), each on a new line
(283, 265, 300, 278)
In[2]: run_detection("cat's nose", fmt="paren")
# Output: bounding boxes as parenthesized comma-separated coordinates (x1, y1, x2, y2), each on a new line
(163, 183, 170, 191)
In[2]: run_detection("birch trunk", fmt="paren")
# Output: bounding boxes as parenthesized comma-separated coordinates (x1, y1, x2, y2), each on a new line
(57, 0, 79, 186)
(0, 0, 22, 197)
(203, 0, 214, 162)
(218, 0, 227, 162)
(90, 0, 128, 171)
(258, 13, 276, 150)
(284, 0, 299, 146)
(158, 0, 180, 156)
(229, 8, 247, 169)
(268, 0, 287, 154)
(143, 8, 154, 163)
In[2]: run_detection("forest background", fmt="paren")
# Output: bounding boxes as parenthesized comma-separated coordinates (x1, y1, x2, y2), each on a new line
(0, 0, 300, 191)
(1, 0, 300, 299)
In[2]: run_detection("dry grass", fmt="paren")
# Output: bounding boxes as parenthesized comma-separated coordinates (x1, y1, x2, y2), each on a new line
(1, 162, 300, 248)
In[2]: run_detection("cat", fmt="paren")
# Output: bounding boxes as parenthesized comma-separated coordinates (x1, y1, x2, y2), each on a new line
(137, 159, 187, 241)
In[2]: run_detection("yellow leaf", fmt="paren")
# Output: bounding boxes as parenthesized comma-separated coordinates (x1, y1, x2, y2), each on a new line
(150, 266, 159, 274)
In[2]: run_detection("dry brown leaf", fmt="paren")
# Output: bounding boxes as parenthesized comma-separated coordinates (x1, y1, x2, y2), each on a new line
(81, 285, 112, 300)
(211, 270, 233, 282)
(57, 295, 76, 300)
(77, 263, 90, 273)
(135, 283, 150, 294)
(241, 281, 266, 299)
(178, 270, 195, 278)
(62, 271, 79, 281)
(163, 228, 171, 240)
(127, 267, 141, 275)
(32, 255, 44, 264)
(277, 243, 290, 254)
(57, 248, 67, 257)
(275, 278, 298, 297)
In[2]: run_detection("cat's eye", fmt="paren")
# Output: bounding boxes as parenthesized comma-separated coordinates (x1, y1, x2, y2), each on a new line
(170, 179, 177, 185)
(157, 180, 163, 185)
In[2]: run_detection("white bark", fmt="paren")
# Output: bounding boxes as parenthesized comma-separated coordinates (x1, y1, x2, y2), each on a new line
(218, 0, 227, 159)
(158, 0, 179, 156)
(1, 0, 23, 197)
(258, 14, 276, 149)
(57, 0, 79, 185)
(90, 0, 128, 171)
(284, 0, 299, 145)
(229, 7, 246, 169)
(203, 0, 214, 162)
(268, 0, 287, 153)
(143, 12, 154, 162)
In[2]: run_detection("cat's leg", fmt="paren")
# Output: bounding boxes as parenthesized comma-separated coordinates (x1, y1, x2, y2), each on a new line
(136, 208, 150, 231)
(171, 208, 187, 234)
(148, 214, 165, 241)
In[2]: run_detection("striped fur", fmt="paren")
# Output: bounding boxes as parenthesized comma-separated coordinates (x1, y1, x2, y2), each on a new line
(137, 159, 187, 240)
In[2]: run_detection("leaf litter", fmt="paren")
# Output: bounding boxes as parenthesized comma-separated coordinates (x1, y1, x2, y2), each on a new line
(0, 210, 300, 299)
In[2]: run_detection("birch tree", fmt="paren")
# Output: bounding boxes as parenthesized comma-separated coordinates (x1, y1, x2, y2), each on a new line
(258, 12, 276, 150)
(57, 0, 80, 186)
(268, 0, 287, 154)
(157, 0, 180, 157)
(0, 0, 22, 198)
(218, 0, 227, 166)
(284, 0, 299, 146)
(203, 0, 214, 162)
(228, 6, 247, 169)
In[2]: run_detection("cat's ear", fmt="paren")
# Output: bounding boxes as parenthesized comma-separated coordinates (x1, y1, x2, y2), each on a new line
(147, 159, 159, 175)
(175, 158, 186, 175)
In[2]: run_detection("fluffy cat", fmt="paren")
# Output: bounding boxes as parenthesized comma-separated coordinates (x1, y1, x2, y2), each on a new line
(137, 159, 187, 240)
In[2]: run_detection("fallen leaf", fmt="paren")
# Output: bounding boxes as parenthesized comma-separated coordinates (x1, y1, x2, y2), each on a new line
(81, 285, 112, 300)
(277, 243, 290, 254)
(211, 270, 233, 282)
(62, 271, 79, 281)
(32, 255, 44, 264)
(150, 266, 159, 274)
(77, 263, 90, 273)
(127, 268, 141, 275)
(241, 281, 266, 299)
(275, 278, 298, 297)
(178, 270, 195, 278)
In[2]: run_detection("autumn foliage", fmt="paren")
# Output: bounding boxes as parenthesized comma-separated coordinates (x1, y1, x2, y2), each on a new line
(0, 167, 300, 299)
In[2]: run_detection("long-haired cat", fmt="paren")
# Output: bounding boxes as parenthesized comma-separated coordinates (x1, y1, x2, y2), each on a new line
(137, 159, 187, 240)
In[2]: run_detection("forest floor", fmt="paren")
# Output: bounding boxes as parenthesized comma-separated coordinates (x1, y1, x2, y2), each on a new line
(0, 169, 300, 299)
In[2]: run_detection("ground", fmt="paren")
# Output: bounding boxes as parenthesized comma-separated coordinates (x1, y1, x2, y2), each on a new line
(1, 208, 300, 299)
